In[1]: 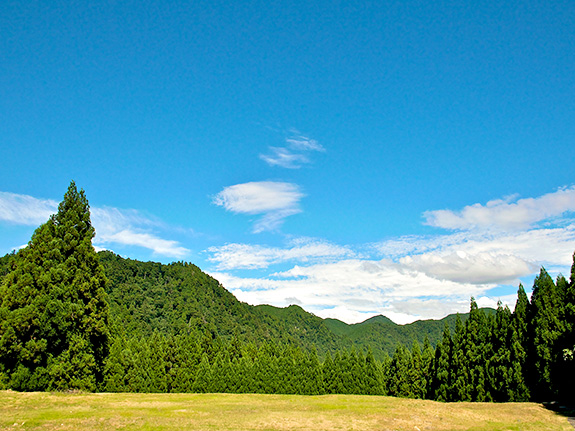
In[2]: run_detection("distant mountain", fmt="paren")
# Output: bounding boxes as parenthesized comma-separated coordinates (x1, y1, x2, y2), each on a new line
(0, 250, 485, 360)
(96, 251, 485, 360)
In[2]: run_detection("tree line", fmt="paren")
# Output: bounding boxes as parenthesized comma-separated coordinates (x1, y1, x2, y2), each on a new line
(0, 182, 573, 403)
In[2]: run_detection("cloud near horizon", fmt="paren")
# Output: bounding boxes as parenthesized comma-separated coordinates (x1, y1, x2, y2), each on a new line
(209, 258, 492, 325)
(0, 191, 189, 258)
(206, 187, 575, 324)
(212, 181, 304, 232)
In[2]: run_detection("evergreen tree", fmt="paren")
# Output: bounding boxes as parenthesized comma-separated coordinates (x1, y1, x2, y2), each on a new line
(387, 345, 411, 397)
(409, 342, 425, 399)
(528, 268, 565, 400)
(555, 254, 575, 403)
(0, 181, 110, 391)
(449, 315, 469, 401)
(464, 298, 493, 401)
(364, 347, 383, 395)
(420, 337, 434, 399)
(322, 352, 338, 394)
(431, 323, 452, 401)
(192, 353, 212, 393)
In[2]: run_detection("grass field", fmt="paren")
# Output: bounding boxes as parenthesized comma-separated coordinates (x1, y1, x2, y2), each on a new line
(0, 391, 571, 431)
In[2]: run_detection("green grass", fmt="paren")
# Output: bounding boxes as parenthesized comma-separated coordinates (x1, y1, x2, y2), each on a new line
(0, 391, 571, 431)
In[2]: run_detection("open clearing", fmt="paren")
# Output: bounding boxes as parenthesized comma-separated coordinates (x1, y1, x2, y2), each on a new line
(0, 391, 571, 431)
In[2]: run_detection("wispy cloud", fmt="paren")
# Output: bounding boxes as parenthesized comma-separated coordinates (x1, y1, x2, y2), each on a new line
(424, 186, 575, 231)
(207, 237, 354, 270)
(213, 181, 304, 232)
(91, 207, 190, 258)
(207, 187, 575, 324)
(0, 191, 189, 258)
(260, 132, 325, 169)
(0, 191, 58, 225)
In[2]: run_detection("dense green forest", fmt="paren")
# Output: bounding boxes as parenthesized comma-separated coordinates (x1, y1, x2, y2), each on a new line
(0, 182, 573, 403)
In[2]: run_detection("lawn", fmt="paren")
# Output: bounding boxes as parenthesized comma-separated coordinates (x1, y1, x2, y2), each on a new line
(0, 391, 571, 431)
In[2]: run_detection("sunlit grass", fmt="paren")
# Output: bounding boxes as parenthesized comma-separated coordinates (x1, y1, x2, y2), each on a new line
(0, 391, 571, 431)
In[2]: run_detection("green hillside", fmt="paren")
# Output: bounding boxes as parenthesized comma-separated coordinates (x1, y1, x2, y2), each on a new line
(97, 251, 477, 359)
(0, 248, 488, 360)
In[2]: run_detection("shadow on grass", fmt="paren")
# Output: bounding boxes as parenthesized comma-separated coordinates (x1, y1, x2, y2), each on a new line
(542, 402, 575, 429)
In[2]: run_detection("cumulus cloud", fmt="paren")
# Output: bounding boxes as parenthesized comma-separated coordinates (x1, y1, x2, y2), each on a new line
(400, 251, 536, 284)
(209, 258, 492, 324)
(424, 186, 575, 231)
(213, 181, 304, 232)
(0, 191, 189, 258)
(260, 132, 325, 169)
(207, 238, 354, 270)
(208, 187, 575, 324)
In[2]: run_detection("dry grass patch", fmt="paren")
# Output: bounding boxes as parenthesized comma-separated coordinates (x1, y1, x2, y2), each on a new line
(0, 391, 571, 431)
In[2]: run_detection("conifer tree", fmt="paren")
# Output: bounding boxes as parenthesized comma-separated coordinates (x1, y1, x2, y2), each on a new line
(322, 352, 338, 394)
(421, 337, 434, 399)
(431, 323, 452, 401)
(409, 342, 425, 399)
(0, 181, 110, 391)
(364, 347, 383, 395)
(528, 268, 565, 400)
(489, 302, 513, 401)
(514, 284, 530, 346)
(555, 254, 575, 402)
(449, 315, 469, 401)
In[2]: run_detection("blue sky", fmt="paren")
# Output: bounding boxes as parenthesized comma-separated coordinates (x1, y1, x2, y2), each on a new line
(1, 0, 574, 323)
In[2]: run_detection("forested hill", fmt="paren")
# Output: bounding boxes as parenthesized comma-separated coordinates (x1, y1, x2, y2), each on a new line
(2, 183, 572, 400)
(97, 251, 479, 360)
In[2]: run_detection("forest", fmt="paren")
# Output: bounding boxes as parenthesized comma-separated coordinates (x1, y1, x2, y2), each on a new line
(0, 182, 573, 404)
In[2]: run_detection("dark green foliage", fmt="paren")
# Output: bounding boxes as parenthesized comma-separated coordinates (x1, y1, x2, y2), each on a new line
(528, 268, 565, 400)
(1, 182, 575, 402)
(431, 324, 452, 401)
(0, 182, 110, 391)
(323, 312, 475, 360)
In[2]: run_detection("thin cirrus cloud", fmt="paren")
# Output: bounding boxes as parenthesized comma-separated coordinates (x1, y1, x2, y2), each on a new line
(424, 186, 575, 231)
(207, 237, 354, 270)
(260, 132, 325, 169)
(0, 191, 189, 258)
(0, 191, 58, 225)
(212, 181, 304, 233)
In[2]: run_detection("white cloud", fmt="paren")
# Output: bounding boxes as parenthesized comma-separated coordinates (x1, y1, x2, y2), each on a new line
(374, 225, 575, 282)
(209, 258, 492, 324)
(400, 251, 536, 284)
(285, 135, 324, 152)
(90, 207, 190, 258)
(207, 238, 354, 270)
(0, 191, 189, 258)
(424, 186, 575, 231)
(260, 147, 309, 169)
(98, 229, 189, 258)
(260, 132, 325, 169)
(0, 192, 58, 225)
(213, 181, 304, 232)
(208, 187, 575, 323)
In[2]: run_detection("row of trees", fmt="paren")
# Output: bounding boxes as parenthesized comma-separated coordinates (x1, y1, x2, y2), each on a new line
(98, 276, 573, 404)
(0, 182, 573, 403)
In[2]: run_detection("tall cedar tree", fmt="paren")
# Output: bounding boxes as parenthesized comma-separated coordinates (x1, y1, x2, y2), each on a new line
(528, 268, 565, 400)
(0, 182, 110, 391)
